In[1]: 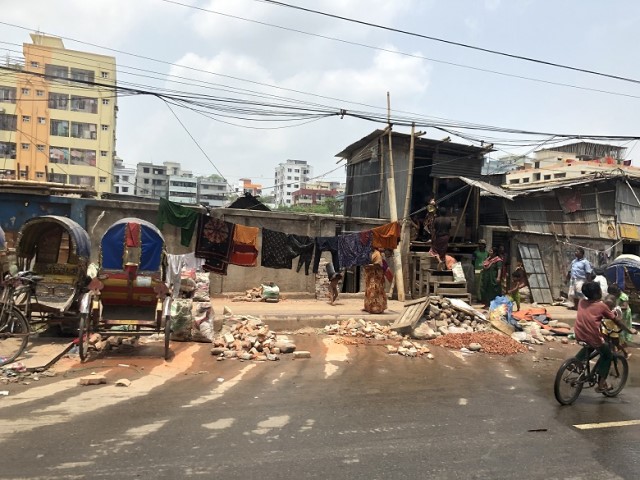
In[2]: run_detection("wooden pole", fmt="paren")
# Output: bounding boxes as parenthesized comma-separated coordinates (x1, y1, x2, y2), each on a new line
(452, 186, 472, 241)
(400, 123, 417, 298)
(386, 92, 405, 301)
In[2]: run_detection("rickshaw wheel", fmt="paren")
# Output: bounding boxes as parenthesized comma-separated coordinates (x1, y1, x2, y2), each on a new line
(164, 315, 171, 360)
(78, 313, 91, 362)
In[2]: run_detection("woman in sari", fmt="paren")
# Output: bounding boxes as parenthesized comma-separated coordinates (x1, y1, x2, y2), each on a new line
(363, 248, 387, 314)
(479, 246, 503, 307)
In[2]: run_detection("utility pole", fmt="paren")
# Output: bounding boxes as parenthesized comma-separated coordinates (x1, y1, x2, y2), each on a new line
(386, 92, 405, 301)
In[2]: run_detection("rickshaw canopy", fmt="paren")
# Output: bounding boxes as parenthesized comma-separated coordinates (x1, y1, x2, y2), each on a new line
(604, 254, 640, 291)
(101, 218, 164, 272)
(16, 215, 91, 261)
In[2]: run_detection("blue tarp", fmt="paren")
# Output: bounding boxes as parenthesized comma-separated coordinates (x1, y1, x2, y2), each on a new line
(101, 218, 164, 272)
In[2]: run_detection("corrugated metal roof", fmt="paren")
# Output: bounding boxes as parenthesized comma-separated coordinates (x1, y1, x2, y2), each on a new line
(459, 177, 514, 200)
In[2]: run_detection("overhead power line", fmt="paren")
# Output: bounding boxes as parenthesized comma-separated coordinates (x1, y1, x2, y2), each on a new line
(256, 0, 640, 86)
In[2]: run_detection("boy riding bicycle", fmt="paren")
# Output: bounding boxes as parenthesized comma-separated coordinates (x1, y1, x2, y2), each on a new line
(574, 282, 636, 393)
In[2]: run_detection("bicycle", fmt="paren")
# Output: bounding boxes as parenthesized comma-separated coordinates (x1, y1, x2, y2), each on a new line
(554, 333, 629, 405)
(0, 271, 44, 366)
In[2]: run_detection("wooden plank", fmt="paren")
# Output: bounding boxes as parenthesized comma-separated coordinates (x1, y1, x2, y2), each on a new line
(436, 287, 469, 295)
(391, 298, 430, 330)
(404, 296, 430, 307)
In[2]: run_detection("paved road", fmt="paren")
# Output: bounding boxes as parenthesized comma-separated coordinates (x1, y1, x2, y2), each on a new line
(1, 336, 639, 479)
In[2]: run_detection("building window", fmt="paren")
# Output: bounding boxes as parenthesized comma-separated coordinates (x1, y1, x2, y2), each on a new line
(30, 61, 39, 68)
(122, 186, 129, 193)
(554, 173, 567, 179)
(544, 175, 551, 180)
(122, 175, 129, 182)
(70, 122, 97, 139)
(0, 86, 17, 103)
(36, 144, 45, 152)
(36, 171, 44, 178)
(287, 176, 291, 180)
(101, 124, 109, 131)
(0, 114, 17, 131)
(50, 119, 70, 137)
(523, 178, 530, 183)
(70, 68, 95, 84)
(143, 178, 149, 184)
(21, 143, 30, 150)
(294, 184, 299, 188)
(287, 168, 292, 172)
(100, 150, 108, 157)
(37, 117, 46, 124)
(69, 175, 96, 187)
(21, 88, 30, 95)
(50, 146, 70, 164)
(99, 176, 107, 183)
(70, 96, 98, 114)
(102, 98, 110, 105)
(48, 93, 69, 110)
(22, 115, 30, 123)
(36, 90, 44, 97)
(101, 71, 109, 79)
(70, 148, 97, 166)
(45, 64, 69, 82)
(143, 167, 150, 174)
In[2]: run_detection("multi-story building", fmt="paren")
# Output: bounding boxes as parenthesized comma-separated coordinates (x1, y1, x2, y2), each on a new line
(274, 159, 312, 206)
(504, 142, 632, 186)
(0, 33, 117, 192)
(112, 156, 135, 195)
(135, 162, 168, 199)
(168, 173, 197, 204)
(292, 188, 338, 206)
(199, 177, 229, 207)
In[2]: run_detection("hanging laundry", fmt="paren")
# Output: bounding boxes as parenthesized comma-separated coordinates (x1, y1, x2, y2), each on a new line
(287, 234, 315, 275)
(372, 222, 401, 250)
(261, 228, 292, 269)
(157, 197, 200, 247)
(230, 224, 259, 267)
(195, 215, 235, 276)
(312, 236, 340, 274)
(338, 231, 372, 269)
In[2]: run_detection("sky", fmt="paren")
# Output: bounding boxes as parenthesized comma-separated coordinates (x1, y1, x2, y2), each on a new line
(2, 0, 640, 193)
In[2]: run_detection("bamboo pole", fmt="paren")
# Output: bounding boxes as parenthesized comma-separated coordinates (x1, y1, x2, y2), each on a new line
(386, 92, 405, 301)
(400, 123, 416, 298)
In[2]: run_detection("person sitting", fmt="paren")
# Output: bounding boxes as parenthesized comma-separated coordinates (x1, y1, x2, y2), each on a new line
(602, 294, 633, 358)
(574, 282, 636, 393)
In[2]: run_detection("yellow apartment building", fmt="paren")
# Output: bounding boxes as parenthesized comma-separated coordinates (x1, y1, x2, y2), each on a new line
(0, 33, 117, 193)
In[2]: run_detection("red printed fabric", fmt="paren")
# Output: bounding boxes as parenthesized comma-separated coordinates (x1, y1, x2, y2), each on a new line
(230, 225, 259, 267)
(125, 222, 141, 247)
(372, 222, 400, 250)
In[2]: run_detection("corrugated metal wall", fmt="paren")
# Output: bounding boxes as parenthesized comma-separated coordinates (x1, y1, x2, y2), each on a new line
(431, 153, 483, 179)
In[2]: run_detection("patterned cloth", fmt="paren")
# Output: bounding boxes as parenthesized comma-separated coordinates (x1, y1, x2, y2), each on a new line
(261, 228, 292, 269)
(287, 234, 315, 275)
(364, 264, 387, 314)
(195, 215, 235, 276)
(338, 231, 372, 269)
(312, 236, 340, 273)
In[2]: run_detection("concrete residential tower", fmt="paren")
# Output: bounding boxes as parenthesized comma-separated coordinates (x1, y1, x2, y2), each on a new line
(0, 33, 117, 193)
(274, 159, 312, 206)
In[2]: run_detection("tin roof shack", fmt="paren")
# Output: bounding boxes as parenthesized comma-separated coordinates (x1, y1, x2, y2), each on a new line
(502, 174, 640, 302)
(336, 129, 493, 242)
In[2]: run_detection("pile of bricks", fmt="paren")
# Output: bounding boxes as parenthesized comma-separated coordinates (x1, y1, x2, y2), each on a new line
(210, 316, 308, 361)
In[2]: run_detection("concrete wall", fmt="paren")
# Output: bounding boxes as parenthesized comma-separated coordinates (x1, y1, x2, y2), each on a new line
(0, 191, 387, 295)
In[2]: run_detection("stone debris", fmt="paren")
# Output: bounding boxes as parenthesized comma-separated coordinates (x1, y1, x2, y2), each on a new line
(115, 378, 132, 387)
(210, 316, 296, 361)
(411, 297, 491, 340)
(323, 318, 403, 341)
(293, 351, 311, 359)
(78, 375, 107, 386)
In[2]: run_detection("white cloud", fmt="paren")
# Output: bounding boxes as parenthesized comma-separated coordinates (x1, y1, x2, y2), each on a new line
(484, 0, 501, 11)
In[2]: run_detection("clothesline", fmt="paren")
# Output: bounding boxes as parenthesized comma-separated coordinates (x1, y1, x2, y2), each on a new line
(157, 198, 400, 277)
(557, 238, 622, 255)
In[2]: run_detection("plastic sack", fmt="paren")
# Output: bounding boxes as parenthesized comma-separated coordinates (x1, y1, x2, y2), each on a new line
(489, 295, 520, 330)
(451, 262, 466, 282)
(170, 299, 193, 341)
(193, 272, 211, 302)
(261, 283, 280, 301)
(190, 302, 214, 343)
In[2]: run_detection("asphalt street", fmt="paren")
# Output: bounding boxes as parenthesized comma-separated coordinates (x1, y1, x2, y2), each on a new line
(1, 335, 639, 479)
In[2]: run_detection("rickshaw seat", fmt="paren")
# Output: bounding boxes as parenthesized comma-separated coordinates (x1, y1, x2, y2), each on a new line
(32, 263, 79, 309)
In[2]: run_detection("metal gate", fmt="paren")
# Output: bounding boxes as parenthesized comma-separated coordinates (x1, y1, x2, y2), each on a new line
(518, 243, 553, 304)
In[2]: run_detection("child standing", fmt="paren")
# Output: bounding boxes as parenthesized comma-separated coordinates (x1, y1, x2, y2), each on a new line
(603, 294, 633, 358)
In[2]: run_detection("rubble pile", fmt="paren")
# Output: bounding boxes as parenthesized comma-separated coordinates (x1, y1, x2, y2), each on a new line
(410, 297, 490, 340)
(210, 316, 299, 361)
(430, 331, 528, 355)
(323, 318, 434, 357)
(323, 317, 402, 342)
(1, 362, 55, 385)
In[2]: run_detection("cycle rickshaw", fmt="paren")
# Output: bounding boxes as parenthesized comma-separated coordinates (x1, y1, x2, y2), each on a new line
(78, 218, 172, 361)
(0, 215, 91, 365)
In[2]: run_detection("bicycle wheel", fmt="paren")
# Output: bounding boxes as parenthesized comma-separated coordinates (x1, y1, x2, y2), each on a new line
(0, 307, 29, 367)
(78, 313, 90, 362)
(603, 354, 628, 397)
(554, 357, 585, 405)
